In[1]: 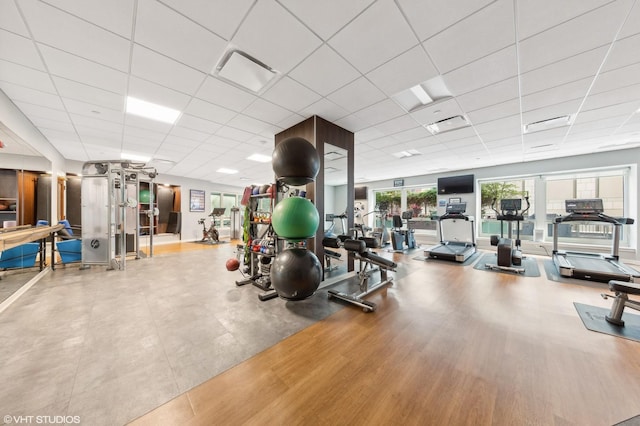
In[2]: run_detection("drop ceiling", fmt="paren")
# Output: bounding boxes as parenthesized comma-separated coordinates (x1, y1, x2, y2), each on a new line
(1, 0, 639, 187)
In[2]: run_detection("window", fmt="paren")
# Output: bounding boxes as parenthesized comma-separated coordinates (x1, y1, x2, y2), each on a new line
(479, 178, 535, 240)
(546, 170, 627, 246)
(211, 192, 239, 228)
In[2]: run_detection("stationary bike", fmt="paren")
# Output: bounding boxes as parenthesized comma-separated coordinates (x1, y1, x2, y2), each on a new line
(199, 207, 226, 243)
(485, 196, 530, 273)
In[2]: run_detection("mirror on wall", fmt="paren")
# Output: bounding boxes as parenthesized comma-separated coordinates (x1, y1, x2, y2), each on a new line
(323, 144, 348, 278)
(0, 122, 51, 305)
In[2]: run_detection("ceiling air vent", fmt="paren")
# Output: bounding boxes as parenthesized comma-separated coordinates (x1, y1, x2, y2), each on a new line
(215, 49, 278, 93)
(524, 115, 573, 134)
(425, 115, 469, 135)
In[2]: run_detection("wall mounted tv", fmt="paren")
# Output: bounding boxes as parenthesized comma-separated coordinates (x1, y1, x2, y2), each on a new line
(437, 174, 474, 194)
(354, 186, 368, 200)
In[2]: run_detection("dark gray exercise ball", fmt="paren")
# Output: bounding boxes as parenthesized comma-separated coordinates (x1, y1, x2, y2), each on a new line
(270, 248, 322, 300)
(272, 137, 320, 185)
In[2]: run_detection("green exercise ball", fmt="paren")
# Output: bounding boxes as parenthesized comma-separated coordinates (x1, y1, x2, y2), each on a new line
(139, 189, 151, 203)
(271, 197, 319, 240)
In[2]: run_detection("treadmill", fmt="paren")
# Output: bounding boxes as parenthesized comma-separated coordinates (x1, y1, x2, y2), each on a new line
(552, 199, 640, 283)
(424, 202, 476, 262)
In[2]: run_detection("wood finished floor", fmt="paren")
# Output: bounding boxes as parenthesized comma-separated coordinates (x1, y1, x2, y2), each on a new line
(130, 248, 640, 426)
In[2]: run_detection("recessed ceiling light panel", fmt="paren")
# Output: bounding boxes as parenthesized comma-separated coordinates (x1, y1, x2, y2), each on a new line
(425, 115, 469, 135)
(125, 97, 181, 124)
(247, 153, 272, 163)
(217, 168, 238, 174)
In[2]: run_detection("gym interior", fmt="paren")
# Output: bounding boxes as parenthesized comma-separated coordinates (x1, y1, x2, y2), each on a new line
(1, 2, 640, 425)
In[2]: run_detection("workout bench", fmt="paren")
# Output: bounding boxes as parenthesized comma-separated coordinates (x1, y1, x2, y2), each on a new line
(601, 280, 640, 326)
(323, 237, 397, 312)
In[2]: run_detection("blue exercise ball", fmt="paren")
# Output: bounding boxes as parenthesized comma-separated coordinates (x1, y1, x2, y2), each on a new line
(270, 248, 322, 300)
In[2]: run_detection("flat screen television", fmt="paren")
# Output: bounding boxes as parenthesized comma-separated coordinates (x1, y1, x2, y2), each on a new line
(354, 186, 367, 200)
(437, 174, 474, 194)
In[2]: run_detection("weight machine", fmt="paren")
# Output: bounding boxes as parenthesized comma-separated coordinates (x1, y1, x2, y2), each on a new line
(81, 161, 157, 270)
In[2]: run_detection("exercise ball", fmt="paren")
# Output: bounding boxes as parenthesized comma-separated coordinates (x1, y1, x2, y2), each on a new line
(271, 197, 319, 240)
(139, 189, 151, 203)
(252, 185, 260, 195)
(270, 248, 322, 300)
(225, 258, 240, 271)
(272, 137, 320, 185)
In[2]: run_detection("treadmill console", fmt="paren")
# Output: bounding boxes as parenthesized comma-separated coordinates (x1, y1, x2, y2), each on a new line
(401, 210, 413, 220)
(500, 199, 521, 212)
(446, 202, 467, 214)
(565, 199, 604, 213)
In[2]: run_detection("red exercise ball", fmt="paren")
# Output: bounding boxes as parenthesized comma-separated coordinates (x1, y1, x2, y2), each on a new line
(225, 258, 240, 271)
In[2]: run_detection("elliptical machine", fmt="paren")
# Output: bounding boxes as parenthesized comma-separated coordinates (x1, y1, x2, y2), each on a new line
(485, 196, 530, 273)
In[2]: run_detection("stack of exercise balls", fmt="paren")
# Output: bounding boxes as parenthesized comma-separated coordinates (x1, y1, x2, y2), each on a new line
(270, 136, 322, 300)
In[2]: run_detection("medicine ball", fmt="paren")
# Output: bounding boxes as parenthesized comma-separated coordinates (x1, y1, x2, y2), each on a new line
(271, 197, 319, 240)
(270, 248, 322, 300)
(225, 258, 240, 271)
(272, 137, 320, 185)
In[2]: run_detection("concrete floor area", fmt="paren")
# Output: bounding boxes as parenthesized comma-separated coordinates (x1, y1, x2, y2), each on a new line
(0, 243, 350, 425)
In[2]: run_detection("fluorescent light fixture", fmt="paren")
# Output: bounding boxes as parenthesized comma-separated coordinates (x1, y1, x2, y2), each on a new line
(524, 115, 573, 134)
(216, 49, 277, 93)
(392, 149, 421, 159)
(247, 153, 272, 163)
(126, 96, 181, 124)
(425, 115, 470, 135)
(121, 152, 151, 162)
(217, 168, 238, 174)
(409, 85, 433, 104)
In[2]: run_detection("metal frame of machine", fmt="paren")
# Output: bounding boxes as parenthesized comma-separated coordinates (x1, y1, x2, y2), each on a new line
(424, 202, 476, 263)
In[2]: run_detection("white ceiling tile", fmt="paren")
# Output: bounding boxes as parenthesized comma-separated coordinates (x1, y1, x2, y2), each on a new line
(618, 0, 640, 39)
(72, 114, 123, 133)
(390, 126, 433, 143)
(261, 76, 322, 112)
(162, 135, 202, 149)
(127, 76, 192, 111)
(592, 63, 640, 95)
(521, 99, 581, 125)
(63, 98, 124, 123)
(277, 113, 305, 130)
(214, 125, 255, 142)
(455, 77, 519, 113)
(521, 77, 592, 112)
(0, 30, 45, 71)
(167, 125, 210, 142)
(195, 76, 257, 112)
(19, 0, 130, 71)
(518, 0, 634, 73)
(365, 45, 439, 97)
(226, 114, 272, 135)
(184, 98, 237, 124)
(466, 98, 520, 124)
(424, 0, 514, 74)
(123, 123, 168, 141)
(374, 115, 420, 136)
(231, 0, 322, 73)
(242, 98, 291, 124)
(574, 101, 640, 123)
(0, 58, 56, 94)
(52, 76, 124, 110)
(329, 0, 418, 74)
(334, 114, 371, 133)
(289, 45, 360, 96)
(124, 114, 174, 134)
(474, 115, 521, 141)
(39, 44, 128, 94)
(159, 0, 253, 40)
(398, 0, 494, 42)
(602, 33, 640, 72)
(42, 0, 135, 38)
(517, 0, 612, 39)
(0, 1, 30, 36)
(176, 114, 222, 134)
(519, 46, 607, 95)
(0, 81, 65, 110)
(354, 99, 406, 127)
(443, 46, 517, 96)
(279, 0, 374, 40)
(40, 127, 80, 142)
(131, 44, 206, 95)
(14, 101, 69, 122)
(134, 0, 227, 73)
(299, 99, 349, 122)
(569, 116, 627, 136)
(326, 77, 386, 112)
(29, 115, 75, 133)
(581, 84, 640, 112)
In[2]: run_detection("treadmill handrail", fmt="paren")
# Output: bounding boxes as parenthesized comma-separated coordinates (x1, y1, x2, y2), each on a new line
(555, 213, 634, 225)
